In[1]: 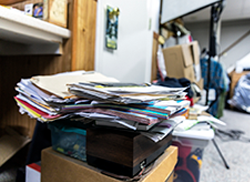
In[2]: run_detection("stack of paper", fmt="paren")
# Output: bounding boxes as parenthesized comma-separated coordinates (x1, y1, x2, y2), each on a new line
(67, 82, 187, 104)
(14, 71, 191, 142)
(14, 71, 118, 122)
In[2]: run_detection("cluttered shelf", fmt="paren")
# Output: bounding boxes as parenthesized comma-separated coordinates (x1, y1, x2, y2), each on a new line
(0, 5, 71, 55)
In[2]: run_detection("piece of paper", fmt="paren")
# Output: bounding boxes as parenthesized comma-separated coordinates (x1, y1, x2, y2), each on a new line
(198, 115, 226, 126)
(31, 71, 119, 99)
(68, 83, 187, 104)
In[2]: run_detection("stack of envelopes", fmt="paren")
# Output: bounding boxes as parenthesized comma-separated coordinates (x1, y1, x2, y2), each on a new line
(14, 71, 190, 142)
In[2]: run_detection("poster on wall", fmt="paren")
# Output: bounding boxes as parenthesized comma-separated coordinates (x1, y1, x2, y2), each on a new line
(105, 6, 120, 50)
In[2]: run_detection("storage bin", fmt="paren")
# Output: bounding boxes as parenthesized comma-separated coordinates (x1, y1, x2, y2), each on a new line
(48, 122, 87, 162)
(172, 128, 214, 182)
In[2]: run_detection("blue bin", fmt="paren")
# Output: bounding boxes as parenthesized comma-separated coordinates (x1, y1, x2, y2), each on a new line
(48, 122, 87, 162)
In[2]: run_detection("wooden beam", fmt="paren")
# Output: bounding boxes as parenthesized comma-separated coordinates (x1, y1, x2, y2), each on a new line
(72, 0, 97, 71)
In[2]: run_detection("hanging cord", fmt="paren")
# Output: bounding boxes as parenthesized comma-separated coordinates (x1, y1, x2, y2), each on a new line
(215, 128, 250, 143)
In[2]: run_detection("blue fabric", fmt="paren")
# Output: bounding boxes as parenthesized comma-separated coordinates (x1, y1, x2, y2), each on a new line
(200, 57, 225, 117)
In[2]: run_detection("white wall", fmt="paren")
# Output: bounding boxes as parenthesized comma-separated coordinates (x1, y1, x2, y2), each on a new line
(185, 19, 250, 70)
(161, 0, 219, 24)
(220, 19, 250, 69)
(95, 0, 160, 83)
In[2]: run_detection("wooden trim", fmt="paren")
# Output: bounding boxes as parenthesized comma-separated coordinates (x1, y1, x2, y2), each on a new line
(71, 0, 78, 70)
(151, 32, 159, 82)
(153, 32, 159, 40)
(71, 0, 97, 71)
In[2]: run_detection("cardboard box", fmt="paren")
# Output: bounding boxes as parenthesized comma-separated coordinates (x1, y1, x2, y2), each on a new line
(41, 146, 178, 182)
(162, 41, 202, 86)
(197, 77, 203, 90)
(43, 0, 68, 28)
(229, 70, 250, 99)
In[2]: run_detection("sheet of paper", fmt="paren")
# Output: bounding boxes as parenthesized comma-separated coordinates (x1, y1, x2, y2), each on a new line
(16, 94, 57, 115)
(198, 115, 226, 126)
(141, 116, 185, 142)
(31, 71, 119, 99)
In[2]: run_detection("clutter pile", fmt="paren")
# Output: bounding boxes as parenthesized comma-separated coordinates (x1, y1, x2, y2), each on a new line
(14, 70, 224, 180)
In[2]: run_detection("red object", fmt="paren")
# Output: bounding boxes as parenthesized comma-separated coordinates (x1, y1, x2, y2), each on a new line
(185, 96, 193, 107)
(173, 141, 197, 182)
(14, 96, 62, 119)
(188, 35, 193, 42)
(27, 163, 41, 172)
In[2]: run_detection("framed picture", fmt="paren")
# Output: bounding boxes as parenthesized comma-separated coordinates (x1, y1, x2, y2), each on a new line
(105, 6, 119, 50)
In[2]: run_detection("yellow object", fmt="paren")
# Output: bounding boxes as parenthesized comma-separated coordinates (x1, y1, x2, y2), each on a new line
(73, 144, 80, 151)
(158, 35, 165, 45)
(109, 7, 120, 19)
(191, 154, 202, 169)
(56, 147, 64, 153)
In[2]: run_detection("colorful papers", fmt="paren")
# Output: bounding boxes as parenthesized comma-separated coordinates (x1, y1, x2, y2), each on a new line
(14, 70, 192, 142)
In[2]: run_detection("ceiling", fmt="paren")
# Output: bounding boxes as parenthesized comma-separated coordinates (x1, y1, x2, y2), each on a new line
(183, 0, 250, 22)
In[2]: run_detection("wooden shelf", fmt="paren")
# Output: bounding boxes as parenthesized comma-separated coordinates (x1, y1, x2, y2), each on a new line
(0, 6, 71, 55)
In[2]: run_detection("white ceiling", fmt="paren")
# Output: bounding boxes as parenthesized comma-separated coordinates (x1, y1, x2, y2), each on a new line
(183, 0, 250, 22)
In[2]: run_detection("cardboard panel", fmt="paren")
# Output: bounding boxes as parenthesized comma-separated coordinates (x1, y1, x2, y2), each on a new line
(163, 47, 185, 79)
(183, 66, 196, 82)
(190, 41, 200, 65)
(162, 41, 201, 84)
(41, 146, 178, 182)
(181, 44, 193, 67)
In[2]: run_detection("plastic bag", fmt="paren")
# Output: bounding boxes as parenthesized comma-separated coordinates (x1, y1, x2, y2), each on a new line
(228, 73, 250, 113)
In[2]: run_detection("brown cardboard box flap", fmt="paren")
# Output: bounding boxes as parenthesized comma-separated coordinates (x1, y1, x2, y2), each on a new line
(0, 127, 31, 167)
(181, 44, 193, 67)
(190, 41, 200, 65)
(41, 146, 178, 182)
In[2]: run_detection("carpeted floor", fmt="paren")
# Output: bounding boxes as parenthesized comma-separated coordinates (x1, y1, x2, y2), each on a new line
(200, 109, 250, 182)
(0, 168, 17, 182)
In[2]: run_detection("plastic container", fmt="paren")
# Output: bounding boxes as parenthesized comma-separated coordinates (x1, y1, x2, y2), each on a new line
(48, 122, 87, 162)
(172, 128, 214, 182)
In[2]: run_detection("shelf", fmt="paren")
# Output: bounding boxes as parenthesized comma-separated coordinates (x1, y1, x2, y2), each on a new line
(0, 6, 71, 55)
